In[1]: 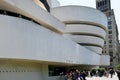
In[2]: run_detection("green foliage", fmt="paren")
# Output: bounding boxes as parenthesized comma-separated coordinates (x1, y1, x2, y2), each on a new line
(99, 68, 105, 72)
(92, 68, 106, 72)
(116, 64, 120, 70)
(91, 68, 97, 72)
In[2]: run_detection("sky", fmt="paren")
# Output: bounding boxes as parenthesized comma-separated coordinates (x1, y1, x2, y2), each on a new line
(57, 0, 120, 39)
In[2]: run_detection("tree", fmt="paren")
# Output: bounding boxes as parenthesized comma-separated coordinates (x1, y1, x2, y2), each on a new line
(116, 64, 120, 70)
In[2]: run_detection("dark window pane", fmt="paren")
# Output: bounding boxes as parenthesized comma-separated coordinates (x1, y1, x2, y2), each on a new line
(108, 26, 112, 29)
(109, 31, 112, 34)
(108, 21, 112, 25)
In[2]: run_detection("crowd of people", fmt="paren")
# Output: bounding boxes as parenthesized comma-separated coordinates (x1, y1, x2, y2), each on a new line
(63, 68, 120, 80)
(64, 69, 87, 80)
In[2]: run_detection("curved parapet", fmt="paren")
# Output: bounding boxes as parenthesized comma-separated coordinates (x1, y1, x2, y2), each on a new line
(65, 24, 106, 39)
(51, 6, 107, 31)
(0, 15, 101, 65)
(68, 35, 104, 47)
(85, 46, 102, 54)
(0, 0, 65, 33)
(67, 35, 103, 54)
(51, 6, 107, 54)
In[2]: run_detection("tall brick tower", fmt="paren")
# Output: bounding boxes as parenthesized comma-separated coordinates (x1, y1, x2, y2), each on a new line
(96, 0, 119, 68)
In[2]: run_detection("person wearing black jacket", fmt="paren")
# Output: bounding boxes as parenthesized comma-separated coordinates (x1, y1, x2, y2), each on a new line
(116, 70, 120, 80)
(109, 69, 114, 78)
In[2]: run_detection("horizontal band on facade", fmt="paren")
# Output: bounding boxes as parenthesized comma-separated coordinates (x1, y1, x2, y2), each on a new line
(64, 21, 107, 32)
(78, 43, 103, 48)
(0, 10, 63, 34)
(65, 32, 105, 40)
(0, 10, 41, 25)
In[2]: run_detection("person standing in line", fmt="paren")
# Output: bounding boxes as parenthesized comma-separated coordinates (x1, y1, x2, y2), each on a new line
(116, 70, 120, 80)
(116, 64, 120, 80)
(72, 69, 80, 80)
(109, 69, 114, 78)
(64, 72, 69, 80)
(69, 71, 73, 80)
(82, 71, 87, 80)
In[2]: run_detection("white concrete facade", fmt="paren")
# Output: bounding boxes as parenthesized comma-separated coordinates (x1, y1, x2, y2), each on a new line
(0, 15, 101, 65)
(46, 0, 60, 8)
(0, 0, 110, 80)
(51, 6, 107, 54)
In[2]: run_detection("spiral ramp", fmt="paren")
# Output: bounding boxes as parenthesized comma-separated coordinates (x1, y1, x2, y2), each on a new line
(51, 6, 107, 54)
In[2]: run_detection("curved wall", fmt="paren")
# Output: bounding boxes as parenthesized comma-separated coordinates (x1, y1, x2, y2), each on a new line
(85, 46, 102, 53)
(0, 15, 101, 65)
(68, 35, 104, 47)
(51, 6, 107, 30)
(65, 24, 106, 39)
(51, 6, 107, 54)
(0, 0, 65, 33)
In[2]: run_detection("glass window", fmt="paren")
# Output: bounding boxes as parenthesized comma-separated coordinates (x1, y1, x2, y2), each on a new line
(48, 65, 66, 76)
(109, 31, 112, 34)
(110, 58, 113, 62)
(98, 2, 100, 7)
(108, 21, 112, 25)
(108, 26, 112, 29)
(102, 1, 104, 5)
(109, 40, 112, 43)
(104, 41, 106, 44)
(100, 2, 102, 6)
(109, 51, 113, 53)
(109, 45, 112, 48)
(109, 12, 112, 15)
(105, 0, 107, 4)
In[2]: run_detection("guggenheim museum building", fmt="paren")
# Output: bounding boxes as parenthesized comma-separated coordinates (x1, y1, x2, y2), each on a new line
(0, 0, 110, 80)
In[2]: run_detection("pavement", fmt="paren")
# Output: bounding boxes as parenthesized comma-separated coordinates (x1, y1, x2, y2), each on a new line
(86, 74, 118, 80)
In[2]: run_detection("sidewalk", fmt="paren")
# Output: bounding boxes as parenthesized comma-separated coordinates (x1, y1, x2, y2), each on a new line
(86, 74, 118, 80)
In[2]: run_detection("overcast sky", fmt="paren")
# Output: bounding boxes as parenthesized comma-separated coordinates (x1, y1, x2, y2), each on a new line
(57, 0, 120, 39)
